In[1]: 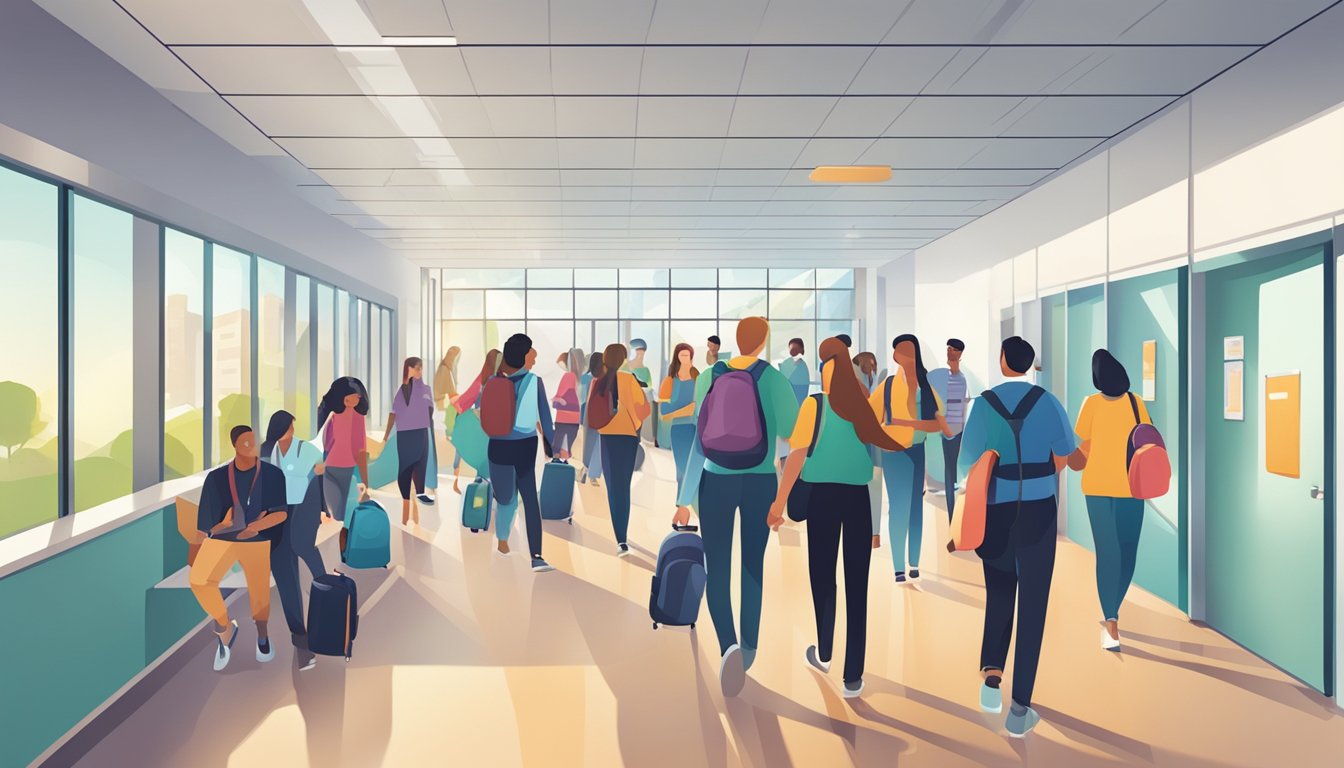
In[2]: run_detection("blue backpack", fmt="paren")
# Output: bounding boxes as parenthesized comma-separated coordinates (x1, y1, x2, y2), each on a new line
(649, 525, 706, 630)
(342, 499, 391, 569)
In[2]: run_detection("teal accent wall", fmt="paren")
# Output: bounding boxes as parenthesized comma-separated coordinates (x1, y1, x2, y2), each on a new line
(1039, 293, 1067, 400)
(1203, 243, 1329, 692)
(1107, 268, 1188, 610)
(0, 508, 203, 768)
(1065, 284, 1107, 549)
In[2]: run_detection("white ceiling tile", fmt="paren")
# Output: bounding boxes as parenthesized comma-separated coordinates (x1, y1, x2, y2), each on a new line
(278, 137, 461, 167)
(444, 138, 502, 166)
(121, 0, 331, 44)
(646, 0, 770, 43)
(555, 97, 638, 136)
(563, 186, 633, 200)
(639, 48, 749, 94)
(884, 96, 1025, 136)
(965, 137, 1101, 167)
(386, 168, 476, 185)
(709, 187, 780, 201)
(563, 200, 633, 216)
(635, 139, 726, 168)
(439, 0, 550, 43)
(489, 138, 561, 168)
(332, 185, 456, 201)
(557, 139, 637, 168)
(753, 0, 915, 44)
(739, 47, 873, 94)
(915, 168, 1054, 184)
(756, 200, 817, 215)
(636, 97, 735, 136)
(422, 97, 496, 134)
(771, 186, 839, 200)
(847, 48, 962, 94)
(362, 0, 454, 37)
(632, 169, 720, 185)
(176, 47, 476, 95)
(1121, 0, 1333, 43)
(462, 169, 563, 185)
(856, 138, 989, 168)
(560, 170, 634, 185)
(635, 187, 713, 200)
(815, 97, 913, 136)
(1001, 96, 1174, 136)
(793, 138, 874, 167)
(481, 97, 556, 136)
(550, 48, 645, 94)
(728, 97, 838, 136)
(720, 138, 809, 167)
(460, 48, 551, 94)
(550, 0, 657, 43)
(229, 95, 398, 136)
(714, 169, 790, 185)
(1060, 48, 1257, 95)
(939, 47, 1095, 94)
(992, 0, 1163, 44)
(882, 0, 1008, 43)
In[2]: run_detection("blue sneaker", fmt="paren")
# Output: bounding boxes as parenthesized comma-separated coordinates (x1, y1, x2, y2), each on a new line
(720, 644, 746, 697)
(1005, 704, 1041, 738)
(979, 676, 1003, 714)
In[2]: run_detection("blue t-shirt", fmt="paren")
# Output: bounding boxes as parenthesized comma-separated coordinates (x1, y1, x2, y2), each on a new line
(958, 380, 1075, 503)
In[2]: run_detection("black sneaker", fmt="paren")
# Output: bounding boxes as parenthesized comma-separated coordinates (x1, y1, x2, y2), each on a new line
(894, 571, 907, 584)
(417, 494, 435, 505)
(617, 543, 631, 558)
(909, 568, 921, 581)
(256, 636, 275, 663)
(531, 556, 555, 573)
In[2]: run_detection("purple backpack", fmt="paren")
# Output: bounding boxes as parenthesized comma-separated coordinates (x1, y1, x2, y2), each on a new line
(697, 360, 770, 470)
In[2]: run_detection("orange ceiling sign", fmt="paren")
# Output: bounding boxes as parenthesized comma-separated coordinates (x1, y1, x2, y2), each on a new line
(809, 165, 892, 183)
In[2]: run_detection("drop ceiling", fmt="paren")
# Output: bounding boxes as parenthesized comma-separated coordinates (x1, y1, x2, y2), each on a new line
(41, 0, 1340, 266)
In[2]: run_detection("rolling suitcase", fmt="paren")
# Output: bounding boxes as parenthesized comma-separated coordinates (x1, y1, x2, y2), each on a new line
(462, 477, 493, 532)
(650, 524, 706, 630)
(540, 459, 576, 522)
(341, 499, 391, 569)
(308, 573, 359, 660)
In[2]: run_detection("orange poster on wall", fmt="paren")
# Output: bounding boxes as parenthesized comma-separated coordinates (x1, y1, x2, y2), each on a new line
(1265, 372, 1301, 478)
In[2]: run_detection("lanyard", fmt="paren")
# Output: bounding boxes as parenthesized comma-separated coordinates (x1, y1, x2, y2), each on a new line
(227, 460, 262, 521)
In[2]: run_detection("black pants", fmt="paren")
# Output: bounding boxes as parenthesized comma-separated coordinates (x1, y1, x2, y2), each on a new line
(978, 496, 1057, 709)
(396, 427, 430, 499)
(805, 482, 873, 684)
(488, 436, 544, 558)
(942, 433, 963, 521)
(600, 434, 639, 545)
(271, 501, 327, 648)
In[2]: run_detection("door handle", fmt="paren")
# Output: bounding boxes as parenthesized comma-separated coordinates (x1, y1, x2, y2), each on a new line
(1310, 485, 1326, 501)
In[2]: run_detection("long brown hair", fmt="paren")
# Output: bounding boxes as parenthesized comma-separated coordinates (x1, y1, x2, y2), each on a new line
(597, 343, 626, 396)
(476, 349, 501, 386)
(668, 342, 699, 379)
(820, 337, 901, 451)
(401, 356, 423, 384)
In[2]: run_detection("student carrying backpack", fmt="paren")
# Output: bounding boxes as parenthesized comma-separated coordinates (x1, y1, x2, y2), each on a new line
(697, 359, 770, 469)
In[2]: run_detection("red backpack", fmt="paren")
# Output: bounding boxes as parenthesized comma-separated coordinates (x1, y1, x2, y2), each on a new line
(1125, 393, 1170, 499)
(480, 375, 517, 438)
(586, 375, 619, 429)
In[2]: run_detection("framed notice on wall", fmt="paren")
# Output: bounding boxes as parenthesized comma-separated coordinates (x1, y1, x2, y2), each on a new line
(1223, 360, 1244, 421)
(1141, 340, 1157, 401)
(1265, 372, 1301, 478)
(1223, 336, 1245, 360)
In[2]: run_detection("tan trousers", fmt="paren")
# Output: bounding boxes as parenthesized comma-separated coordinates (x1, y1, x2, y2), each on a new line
(189, 538, 272, 626)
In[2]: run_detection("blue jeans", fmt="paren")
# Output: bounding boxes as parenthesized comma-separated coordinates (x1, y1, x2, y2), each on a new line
(601, 434, 639, 545)
(488, 437, 542, 556)
(670, 424, 696, 496)
(1085, 496, 1146, 621)
(881, 443, 926, 572)
(581, 425, 603, 480)
(942, 433, 963, 521)
(699, 471, 775, 656)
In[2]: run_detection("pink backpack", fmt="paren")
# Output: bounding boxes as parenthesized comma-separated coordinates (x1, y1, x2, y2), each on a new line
(1125, 394, 1170, 499)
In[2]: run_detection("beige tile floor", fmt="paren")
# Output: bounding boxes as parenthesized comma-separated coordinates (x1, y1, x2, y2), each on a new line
(69, 437, 1344, 767)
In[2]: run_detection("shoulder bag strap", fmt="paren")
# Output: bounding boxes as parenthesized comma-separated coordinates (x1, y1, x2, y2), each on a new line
(1127, 392, 1141, 425)
(884, 375, 894, 425)
(806, 393, 824, 458)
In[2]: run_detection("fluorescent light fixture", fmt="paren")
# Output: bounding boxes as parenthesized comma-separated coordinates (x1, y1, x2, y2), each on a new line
(809, 165, 892, 183)
(381, 36, 457, 46)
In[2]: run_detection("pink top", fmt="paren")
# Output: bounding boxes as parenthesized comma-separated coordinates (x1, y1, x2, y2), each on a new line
(553, 371, 581, 424)
(323, 409, 367, 468)
(455, 376, 484, 414)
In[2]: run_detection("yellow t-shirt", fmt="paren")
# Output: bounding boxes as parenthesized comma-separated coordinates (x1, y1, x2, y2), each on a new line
(598, 371, 649, 437)
(1075, 393, 1151, 498)
(867, 370, 943, 447)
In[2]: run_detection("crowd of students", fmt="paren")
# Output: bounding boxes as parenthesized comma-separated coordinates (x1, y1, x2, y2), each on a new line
(182, 313, 1164, 740)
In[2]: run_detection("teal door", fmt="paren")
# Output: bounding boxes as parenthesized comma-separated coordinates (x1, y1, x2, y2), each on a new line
(1066, 284, 1107, 547)
(1204, 240, 1331, 692)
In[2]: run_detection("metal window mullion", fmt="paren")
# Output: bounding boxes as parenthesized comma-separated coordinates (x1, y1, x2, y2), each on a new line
(202, 242, 214, 467)
(249, 254, 259, 431)
(57, 186, 72, 518)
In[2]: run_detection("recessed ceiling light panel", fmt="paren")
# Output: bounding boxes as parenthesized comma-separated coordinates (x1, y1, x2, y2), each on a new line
(809, 165, 892, 183)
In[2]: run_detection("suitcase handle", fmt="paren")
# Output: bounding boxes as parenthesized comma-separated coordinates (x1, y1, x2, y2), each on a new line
(672, 524, 699, 533)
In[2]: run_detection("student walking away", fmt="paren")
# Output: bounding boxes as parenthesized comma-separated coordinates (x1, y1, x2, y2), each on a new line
(190, 426, 288, 672)
(318, 377, 372, 523)
(959, 336, 1076, 738)
(870, 334, 951, 583)
(1068, 349, 1167, 652)
(672, 316, 799, 697)
(451, 349, 500, 492)
(578, 351, 605, 486)
(772, 337, 903, 699)
(481, 333, 567, 571)
(552, 348, 585, 457)
(659, 343, 699, 497)
(434, 346, 461, 415)
(591, 343, 651, 555)
(626, 338, 653, 388)
(927, 339, 971, 521)
(259, 411, 327, 670)
(383, 357, 436, 525)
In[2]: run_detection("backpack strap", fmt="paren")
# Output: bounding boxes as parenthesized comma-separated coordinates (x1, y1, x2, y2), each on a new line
(1127, 392, 1142, 425)
(806, 393, 824, 458)
(746, 359, 769, 382)
(985, 386, 1055, 482)
(883, 375, 894, 425)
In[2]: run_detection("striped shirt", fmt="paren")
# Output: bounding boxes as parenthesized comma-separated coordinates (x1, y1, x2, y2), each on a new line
(945, 372, 968, 433)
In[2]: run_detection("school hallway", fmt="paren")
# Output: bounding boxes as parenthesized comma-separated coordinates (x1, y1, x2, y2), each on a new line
(53, 439, 1343, 768)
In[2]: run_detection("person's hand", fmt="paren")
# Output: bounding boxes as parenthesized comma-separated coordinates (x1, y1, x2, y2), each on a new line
(672, 505, 692, 527)
(357, 483, 370, 502)
(767, 498, 786, 531)
(237, 524, 258, 540)
(557, 449, 570, 460)
(314, 461, 326, 476)
(872, 535, 881, 549)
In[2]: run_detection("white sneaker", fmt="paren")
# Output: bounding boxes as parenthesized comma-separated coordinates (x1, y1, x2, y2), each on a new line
(256, 636, 276, 663)
(212, 620, 239, 672)
(804, 645, 830, 673)
(842, 679, 865, 698)
(720, 644, 746, 697)
(617, 543, 631, 558)
(1101, 624, 1121, 651)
